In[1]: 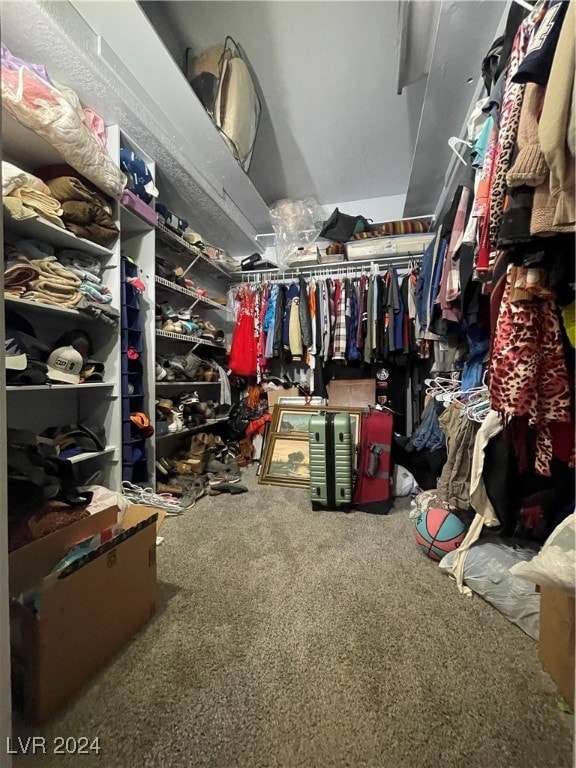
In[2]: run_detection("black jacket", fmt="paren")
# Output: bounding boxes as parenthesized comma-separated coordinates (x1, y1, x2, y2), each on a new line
(298, 276, 313, 348)
(273, 284, 287, 358)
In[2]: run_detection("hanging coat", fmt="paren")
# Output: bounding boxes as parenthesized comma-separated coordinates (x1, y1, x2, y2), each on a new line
(298, 275, 313, 348)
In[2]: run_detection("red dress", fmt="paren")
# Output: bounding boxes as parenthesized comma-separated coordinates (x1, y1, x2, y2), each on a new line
(229, 287, 258, 377)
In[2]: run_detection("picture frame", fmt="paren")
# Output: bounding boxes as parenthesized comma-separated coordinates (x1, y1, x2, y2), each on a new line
(255, 420, 271, 477)
(270, 404, 364, 447)
(258, 433, 310, 488)
(276, 396, 326, 406)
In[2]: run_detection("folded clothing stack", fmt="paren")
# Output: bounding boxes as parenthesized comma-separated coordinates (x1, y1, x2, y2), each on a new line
(2, 161, 63, 227)
(5, 238, 82, 308)
(59, 249, 113, 304)
(42, 174, 119, 247)
(4, 238, 115, 312)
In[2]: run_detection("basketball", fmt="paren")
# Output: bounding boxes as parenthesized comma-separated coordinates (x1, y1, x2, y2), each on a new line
(415, 507, 466, 562)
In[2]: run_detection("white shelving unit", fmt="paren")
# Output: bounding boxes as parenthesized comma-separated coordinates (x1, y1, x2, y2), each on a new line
(153, 217, 233, 487)
(3, 120, 123, 492)
(155, 328, 228, 351)
(155, 275, 228, 311)
(156, 416, 230, 441)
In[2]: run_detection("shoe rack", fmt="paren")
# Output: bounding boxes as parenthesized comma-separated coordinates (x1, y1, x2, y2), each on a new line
(107, 128, 234, 489)
(152, 222, 233, 485)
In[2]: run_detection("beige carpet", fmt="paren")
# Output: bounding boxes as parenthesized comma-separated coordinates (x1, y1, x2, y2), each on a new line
(13, 469, 573, 768)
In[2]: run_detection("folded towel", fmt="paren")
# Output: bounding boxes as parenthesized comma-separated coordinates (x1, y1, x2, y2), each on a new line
(29, 258, 81, 287)
(80, 281, 112, 303)
(26, 282, 82, 307)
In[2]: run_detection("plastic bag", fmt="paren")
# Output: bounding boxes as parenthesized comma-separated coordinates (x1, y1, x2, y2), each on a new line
(510, 513, 576, 593)
(269, 198, 326, 270)
(1, 45, 126, 198)
(440, 542, 540, 639)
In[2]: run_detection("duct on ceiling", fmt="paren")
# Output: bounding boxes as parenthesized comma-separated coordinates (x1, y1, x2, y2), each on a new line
(396, 0, 441, 95)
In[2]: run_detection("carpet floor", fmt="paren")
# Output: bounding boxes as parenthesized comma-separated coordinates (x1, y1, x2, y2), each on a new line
(13, 469, 573, 768)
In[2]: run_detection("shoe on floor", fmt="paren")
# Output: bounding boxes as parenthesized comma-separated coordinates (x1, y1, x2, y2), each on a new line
(208, 471, 240, 486)
(205, 458, 228, 474)
(208, 482, 248, 496)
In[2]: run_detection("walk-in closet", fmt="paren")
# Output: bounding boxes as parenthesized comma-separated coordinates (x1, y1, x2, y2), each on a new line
(0, 1, 574, 766)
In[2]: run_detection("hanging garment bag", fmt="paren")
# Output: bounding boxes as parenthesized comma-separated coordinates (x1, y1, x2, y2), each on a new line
(353, 409, 394, 514)
(309, 412, 353, 511)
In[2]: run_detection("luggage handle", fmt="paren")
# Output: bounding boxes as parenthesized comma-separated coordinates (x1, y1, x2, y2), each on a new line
(365, 442, 390, 480)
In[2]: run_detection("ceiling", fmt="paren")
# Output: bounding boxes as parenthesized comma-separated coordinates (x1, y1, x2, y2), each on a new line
(142, 1, 429, 208)
(142, 1, 505, 215)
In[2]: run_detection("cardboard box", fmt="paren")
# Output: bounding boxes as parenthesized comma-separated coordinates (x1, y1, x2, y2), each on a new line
(267, 387, 300, 407)
(328, 380, 375, 408)
(9, 504, 164, 722)
(539, 586, 575, 708)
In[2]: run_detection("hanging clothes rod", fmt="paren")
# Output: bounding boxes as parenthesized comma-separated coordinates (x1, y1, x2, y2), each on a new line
(237, 253, 421, 284)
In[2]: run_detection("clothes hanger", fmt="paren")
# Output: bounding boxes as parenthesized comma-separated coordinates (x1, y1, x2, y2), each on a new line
(513, 0, 535, 11)
(448, 136, 473, 166)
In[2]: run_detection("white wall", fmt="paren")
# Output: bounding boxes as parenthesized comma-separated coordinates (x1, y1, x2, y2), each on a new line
(325, 194, 409, 223)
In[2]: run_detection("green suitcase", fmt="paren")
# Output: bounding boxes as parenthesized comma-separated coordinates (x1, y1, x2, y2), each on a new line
(309, 412, 353, 511)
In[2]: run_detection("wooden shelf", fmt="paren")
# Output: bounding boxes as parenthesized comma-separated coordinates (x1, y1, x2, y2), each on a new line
(155, 276, 227, 310)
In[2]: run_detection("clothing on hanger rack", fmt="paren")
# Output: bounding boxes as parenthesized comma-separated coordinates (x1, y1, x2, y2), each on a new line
(228, 262, 426, 383)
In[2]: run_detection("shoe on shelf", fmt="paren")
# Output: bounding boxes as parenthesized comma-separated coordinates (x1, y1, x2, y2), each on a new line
(167, 411, 185, 433)
(155, 362, 168, 381)
(177, 391, 200, 408)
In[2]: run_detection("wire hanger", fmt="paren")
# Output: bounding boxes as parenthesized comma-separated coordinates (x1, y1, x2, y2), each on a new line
(513, 0, 535, 11)
(448, 136, 473, 166)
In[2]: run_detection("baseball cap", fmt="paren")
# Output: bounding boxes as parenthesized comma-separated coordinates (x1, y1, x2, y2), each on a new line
(54, 329, 93, 361)
(4, 329, 27, 371)
(47, 346, 83, 385)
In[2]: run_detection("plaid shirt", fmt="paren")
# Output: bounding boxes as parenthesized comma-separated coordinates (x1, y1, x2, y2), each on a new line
(333, 279, 347, 360)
